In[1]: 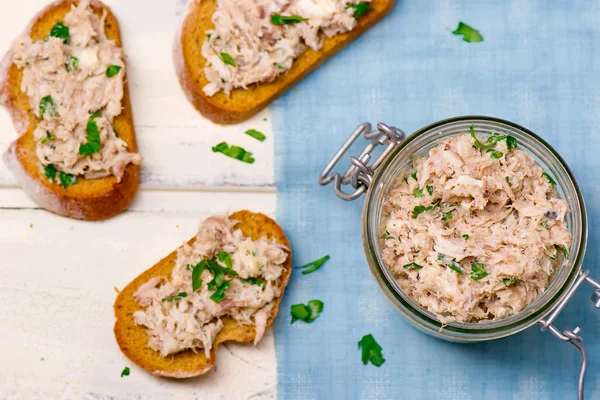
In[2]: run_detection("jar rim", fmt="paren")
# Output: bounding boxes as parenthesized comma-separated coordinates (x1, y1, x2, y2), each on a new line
(362, 115, 588, 340)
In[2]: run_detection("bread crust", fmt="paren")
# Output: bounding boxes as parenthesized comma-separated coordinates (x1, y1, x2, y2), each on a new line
(174, 0, 397, 124)
(0, 0, 140, 221)
(113, 211, 292, 378)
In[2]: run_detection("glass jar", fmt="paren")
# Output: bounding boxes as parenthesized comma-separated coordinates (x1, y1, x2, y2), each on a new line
(320, 116, 600, 399)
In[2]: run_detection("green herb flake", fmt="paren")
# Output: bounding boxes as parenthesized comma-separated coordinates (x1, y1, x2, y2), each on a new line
(49, 22, 69, 44)
(162, 292, 188, 302)
(505, 176, 512, 187)
(210, 281, 231, 303)
(66, 56, 79, 72)
(120, 367, 130, 377)
(487, 149, 503, 159)
(414, 188, 424, 198)
(426, 185, 434, 195)
(541, 221, 549, 230)
(346, 2, 371, 19)
(411, 172, 418, 181)
(275, 63, 286, 70)
(190, 260, 208, 291)
(503, 278, 518, 287)
(271, 14, 308, 25)
(245, 129, 266, 142)
(403, 176, 408, 184)
(470, 261, 487, 280)
(106, 65, 122, 77)
(442, 211, 453, 221)
(542, 172, 557, 186)
(452, 22, 483, 43)
(449, 262, 463, 275)
(217, 251, 233, 269)
(462, 234, 469, 240)
(556, 245, 568, 258)
(358, 334, 385, 367)
(79, 112, 102, 155)
(290, 300, 323, 323)
(212, 142, 255, 164)
(245, 278, 266, 288)
(411, 203, 438, 219)
(219, 52, 237, 67)
(296, 255, 329, 275)
(403, 262, 423, 270)
(306, 300, 324, 322)
(59, 171, 76, 188)
(39, 96, 57, 119)
(43, 164, 57, 180)
(380, 231, 394, 240)
(41, 132, 56, 144)
(506, 136, 518, 151)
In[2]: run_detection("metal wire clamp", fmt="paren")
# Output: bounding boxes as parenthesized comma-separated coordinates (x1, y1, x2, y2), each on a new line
(318, 122, 404, 201)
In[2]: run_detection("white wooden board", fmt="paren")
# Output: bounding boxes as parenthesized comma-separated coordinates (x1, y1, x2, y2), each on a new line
(0, 0, 280, 398)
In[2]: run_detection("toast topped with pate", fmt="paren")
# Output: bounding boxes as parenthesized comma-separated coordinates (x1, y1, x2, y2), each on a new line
(0, 0, 141, 220)
(113, 211, 292, 377)
(175, 0, 396, 124)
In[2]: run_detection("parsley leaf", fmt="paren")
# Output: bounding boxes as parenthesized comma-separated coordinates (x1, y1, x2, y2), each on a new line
(41, 132, 56, 144)
(39, 96, 57, 119)
(414, 188, 424, 198)
(66, 56, 79, 72)
(452, 22, 483, 43)
(541, 221, 549, 230)
(411, 203, 438, 219)
(290, 303, 309, 324)
(556, 245, 568, 259)
(403, 262, 423, 270)
(219, 52, 237, 67)
(209, 281, 231, 303)
(271, 14, 308, 25)
(120, 367, 130, 377)
(503, 278, 518, 287)
(190, 260, 208, 291)
(43, 164, 57, 180)
(296, 255, 329, 275)
(358, 334, 385, 367)
(306, 300, 324, 322)
(426, 185, 434, 195)
(442, 211, 453, 221)
(449, 262, 463, 274)
(290, 300, 323, 323)
(245, 129, 266, 142)
(462, 234, 469, 240)
(380, 230, 394, 240)
(542, 172, 557, 186)
(411, 172, 418, 181)
(162, 292, 188, 302)
(346, 2, 371, 19)
(506, 136, 518, 151)
(245, 278, 266, 288)
(212, 142, 255, 164)
(49, 22, 69, 44)
(106, 65, 122, 77)
(79, 112, 102, 155)
(505, 176, 512, 187)
(470, 261, 487, 280)
(217, 251, 233, 268)
(59, 171, 76, 188)
(487, 149, 503, 159)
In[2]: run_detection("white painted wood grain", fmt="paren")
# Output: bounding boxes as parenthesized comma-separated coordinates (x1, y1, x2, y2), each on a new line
(0, 0, 275, 188)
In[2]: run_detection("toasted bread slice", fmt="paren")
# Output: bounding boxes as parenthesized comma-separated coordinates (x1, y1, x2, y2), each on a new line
(113, 211, 292, 378)
(174, 0, 396, 124)
(0, 0, 140, 221)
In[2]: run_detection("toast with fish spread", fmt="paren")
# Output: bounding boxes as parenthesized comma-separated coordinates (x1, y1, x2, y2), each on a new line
(114, 211, 292, 377)
(0, 0, 141, 220)
(175, 0, 396, 124)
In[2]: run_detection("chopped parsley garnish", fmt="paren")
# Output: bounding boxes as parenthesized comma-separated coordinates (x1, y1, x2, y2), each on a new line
(217, 251, 233, 268)
(120, 367, 130, 377)
(414, 188, 424, 198)
(358, 334, 385, 367)
(106, 65, 122, 77)
(49, 22, 69, 44)
(39, 96, 57, 119)
(271, 14, 308, 25)
(41, 132, 56, 144)
(462, 234, 469, 240)
(296, 255, 329, 275)
(541, 221, 549, 230)
(275, 63, 285, 70)
(245, 278, 266, 288)
(66, 56, 79, 72)
(79, 112, 102, 155)
(426, 185, 434, 195)
(411, 203, 438, 218)
(190, 260, 208, 291)
(505, 176, 512, 186)
(209, 281, 231, 303)
(542, 172, 557, 186)
(487, 149, 503, 159)
(245, 129, 266, 142)
(162, 292, 188, 302)
(212, 142, 255, 164)
(506, 136, 518, 151)
(442, 210, 453, 221)
(503, 278, 518, 287)
(290, 300, 324, 323)
(449, 262, 463, 274)
(470, 261, 487, 280)
(452, 22, 483, 43)
(43, 164, 57, 180)
(469, 124, 517, 153)
(380, 230, 394, 240)
(59, 171, 76, 188)
(219, 52, 237, 67)
(403, 176, 408, 184)
(552, 245, 568, 260)
(403, 262, 423, 270)
(346, 2, 371, 19)
(411, 172, 418, 181)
